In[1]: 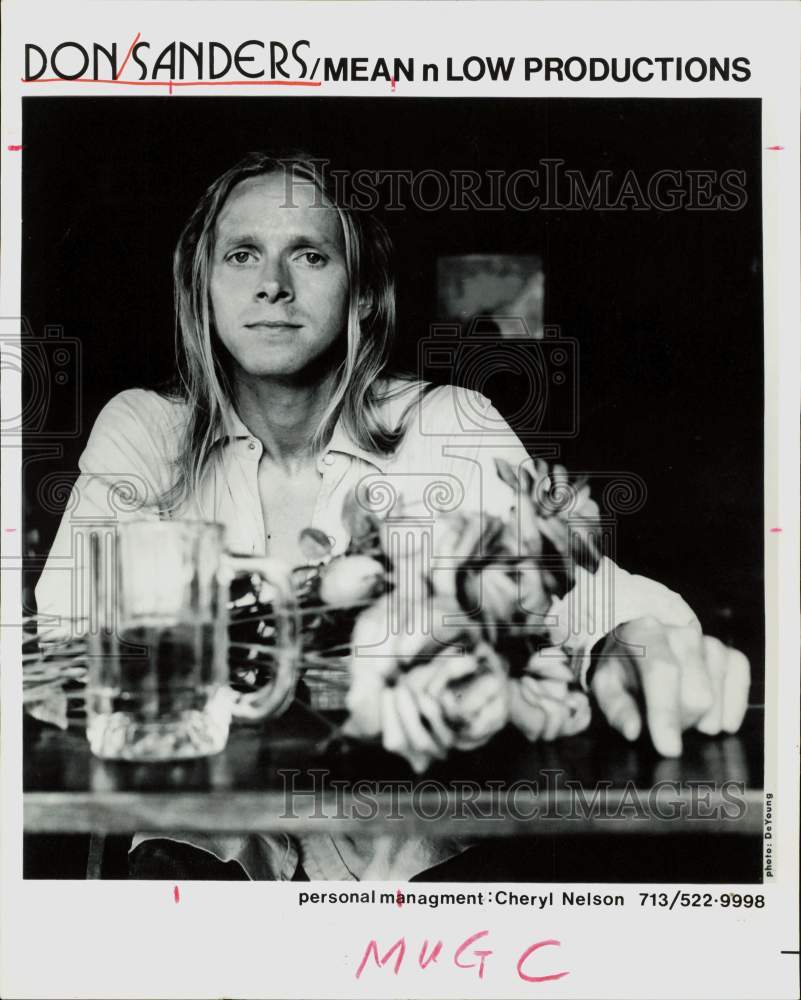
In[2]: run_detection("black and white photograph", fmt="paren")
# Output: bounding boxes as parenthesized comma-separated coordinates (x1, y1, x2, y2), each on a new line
(1, 3, 798, 998)
(20, 95, 764, 881)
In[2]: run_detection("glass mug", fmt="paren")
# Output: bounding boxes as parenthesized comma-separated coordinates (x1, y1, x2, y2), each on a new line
(86, 520, 299, 760)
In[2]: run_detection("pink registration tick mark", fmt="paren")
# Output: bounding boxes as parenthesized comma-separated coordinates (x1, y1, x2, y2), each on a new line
(173, 885, 180, 903)
(770, 527, 783, 533)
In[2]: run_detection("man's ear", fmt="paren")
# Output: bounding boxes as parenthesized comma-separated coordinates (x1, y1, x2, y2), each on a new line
(357, 289, 374, 322)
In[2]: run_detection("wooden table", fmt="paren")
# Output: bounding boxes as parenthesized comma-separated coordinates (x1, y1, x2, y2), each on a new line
(24, 703, 764, 838)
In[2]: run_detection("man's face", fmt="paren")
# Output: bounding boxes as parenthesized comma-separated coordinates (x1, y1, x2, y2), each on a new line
(210, 172, 350, 380)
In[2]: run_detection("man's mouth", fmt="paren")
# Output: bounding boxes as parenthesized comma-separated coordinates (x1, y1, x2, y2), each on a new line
(245, 321, 303, 330)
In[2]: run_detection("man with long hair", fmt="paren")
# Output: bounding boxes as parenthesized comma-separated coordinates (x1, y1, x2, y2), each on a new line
(35, 151, 750, 879)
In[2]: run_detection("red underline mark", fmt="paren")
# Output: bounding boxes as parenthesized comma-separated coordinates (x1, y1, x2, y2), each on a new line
(766, 145, 785, 151)
(169, 79, 173, 95)
(21, 77, 321, 89)
(115, 31, 141, 81)
(173, 885, 180, 903)
(770, 527, 783, 533)
(7, 145, 23, 151)
(4, 528, 17, 532)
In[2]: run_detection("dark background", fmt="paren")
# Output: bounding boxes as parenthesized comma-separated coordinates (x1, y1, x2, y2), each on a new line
(22, 96, 764, 697)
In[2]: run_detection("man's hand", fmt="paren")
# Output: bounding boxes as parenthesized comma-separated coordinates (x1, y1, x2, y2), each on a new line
(590, 616, 750, 757)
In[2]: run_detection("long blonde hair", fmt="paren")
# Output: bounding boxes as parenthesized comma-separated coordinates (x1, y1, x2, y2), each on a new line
(163, 151, 411, 511)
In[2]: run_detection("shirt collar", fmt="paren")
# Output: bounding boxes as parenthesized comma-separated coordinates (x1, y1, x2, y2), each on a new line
(326, 419, 389, 473)
(218, 402, 251, 441)
(216, 399, 390, 473)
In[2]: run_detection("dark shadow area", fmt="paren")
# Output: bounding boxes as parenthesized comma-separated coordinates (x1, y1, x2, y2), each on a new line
(24, 832, 762, 883)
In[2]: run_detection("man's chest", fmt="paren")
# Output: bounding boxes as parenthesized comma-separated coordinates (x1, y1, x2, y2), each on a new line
(256, 462, 324, 566)
(206, 445, 409, 560)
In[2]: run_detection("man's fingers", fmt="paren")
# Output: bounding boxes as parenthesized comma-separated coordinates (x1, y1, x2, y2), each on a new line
(590, 658, 642, 742)
(619, 618, 684, 755)
(696, 635, 726, 735)
(640, 654, 683, 757)
(668, 624, 714, 729)
(722, 647, 751, 733)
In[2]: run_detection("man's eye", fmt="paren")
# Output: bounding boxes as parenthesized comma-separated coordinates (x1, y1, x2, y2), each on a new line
(298, 251, 326, 266)
(227, 250, 256, 264)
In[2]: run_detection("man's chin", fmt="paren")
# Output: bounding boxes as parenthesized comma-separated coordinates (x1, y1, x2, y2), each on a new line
(232, 346, 344, 383)
(235, 357, 333, 384)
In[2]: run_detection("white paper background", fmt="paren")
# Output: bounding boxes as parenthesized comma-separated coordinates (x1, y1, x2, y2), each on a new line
(1, 2, 798, 997)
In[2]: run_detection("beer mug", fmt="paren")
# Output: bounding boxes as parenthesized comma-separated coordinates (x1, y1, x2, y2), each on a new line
(86, 520, 299, 760)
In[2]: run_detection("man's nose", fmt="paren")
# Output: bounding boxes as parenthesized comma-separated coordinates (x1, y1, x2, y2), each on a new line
(255, 259, 292, 303)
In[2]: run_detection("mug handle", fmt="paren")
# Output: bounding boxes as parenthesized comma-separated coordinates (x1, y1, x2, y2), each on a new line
(221, 554, 300, 721)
